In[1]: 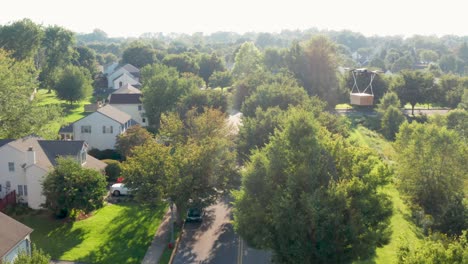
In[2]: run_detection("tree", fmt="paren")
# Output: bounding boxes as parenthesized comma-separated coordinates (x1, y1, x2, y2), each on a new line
(392, 70, 435, 115)
(73, 46, 98, 76)
(121, 42, 157, 68)
(198, 53, 225, 87)
(40, 26, 76, 90)
(177, 89, 228, 117)
(162, 53, 199, 74)
(289, 36, 342, 108)
(208, 71, 233, 88)
(376, 92, 401, 114)
(381, 106, 405, 140)
(115, 125, 153, 158)
(395, 122, 467, 235)
(439, 74, 466, 108)
(419, 49, 439, 63)
(54, 65, 93, 105)
(0, 50, 61, 138)
(103, 159, 121, 183)
(42, 158, 107, 218)
(263, 47, 287, 72)
(234, 109, 392, 263)
(398, 231, 468, 264)
(7, 246, 50, 264)
(241, 82, 309, 117)
(0, 18, 43, 61)
(369, 57, 386, 71)
(122, 109, 239, 224)
(391, 55, 413, 72)
(141, 64, 198, 131)
(232, 42, 263, 79)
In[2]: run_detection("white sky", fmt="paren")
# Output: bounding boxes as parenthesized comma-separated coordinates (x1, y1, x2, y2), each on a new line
(1, 0, 467, 38)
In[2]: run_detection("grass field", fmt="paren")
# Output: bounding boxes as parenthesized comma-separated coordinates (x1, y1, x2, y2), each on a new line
(350, 125, 423, 264)
(14, 202, 167, 264)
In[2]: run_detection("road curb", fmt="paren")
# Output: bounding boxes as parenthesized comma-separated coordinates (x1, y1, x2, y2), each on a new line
(168, 222, 185, 264)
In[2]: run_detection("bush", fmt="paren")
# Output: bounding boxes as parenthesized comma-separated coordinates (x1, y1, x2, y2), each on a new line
(88, 148, 121, 160)
(103, 159, 121, 182)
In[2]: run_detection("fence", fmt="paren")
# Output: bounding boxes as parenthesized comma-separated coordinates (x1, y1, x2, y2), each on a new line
(0, 190, 16, 212)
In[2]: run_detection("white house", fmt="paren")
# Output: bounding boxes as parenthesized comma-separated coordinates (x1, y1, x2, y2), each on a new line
(108, 84, 147, 126)
(0, 136, 106, 210)
(62, 105, 137, 150)
(103, 61, 119, 76)
(107, 64, 141, 89)
(0, 212, 33, 263)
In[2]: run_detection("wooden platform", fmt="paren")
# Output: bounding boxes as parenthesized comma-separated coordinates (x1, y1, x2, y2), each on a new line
(350, 93, 374, 106)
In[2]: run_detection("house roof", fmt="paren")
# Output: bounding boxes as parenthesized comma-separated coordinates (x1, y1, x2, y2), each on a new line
(120, 64, 140, 75)
(6, 136, 107, 171)
(112, 84, 142, 94)
(112, 72, 140, 84)
(109, 94, 142, 104)
(59, 123, 74, 133)
(0, 139, 14, 148)
(38, 140, 85, 166)
(96, 105, 132, 124)
(0, 212, 33, 257)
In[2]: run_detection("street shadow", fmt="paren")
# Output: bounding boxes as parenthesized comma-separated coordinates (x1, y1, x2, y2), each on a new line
(200, 223, 237, 264)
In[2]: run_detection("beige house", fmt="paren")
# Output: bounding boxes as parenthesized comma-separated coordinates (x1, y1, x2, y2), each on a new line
(0, 212, 33, 263)
(108, 84, 147, 126)
(0, 136, 106, 210)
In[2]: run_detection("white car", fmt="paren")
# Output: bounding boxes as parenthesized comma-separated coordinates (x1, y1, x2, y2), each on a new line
(110, 183, 129, 196)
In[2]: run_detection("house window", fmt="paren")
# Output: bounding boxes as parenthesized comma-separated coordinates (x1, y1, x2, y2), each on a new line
(8, 162, 14, 172)
(142, 118, 146, 123)
(102, 126, 113, 134)
(18, 185, 28, 196)
(81, 126, 91, 133)
(0, 184, 2, 192)
(138, 105, 142, 111)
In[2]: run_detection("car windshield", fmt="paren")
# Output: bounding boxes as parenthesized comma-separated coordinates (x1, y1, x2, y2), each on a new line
(188, 208, 201, 216)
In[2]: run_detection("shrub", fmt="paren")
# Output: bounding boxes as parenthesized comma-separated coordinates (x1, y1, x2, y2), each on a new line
(103, 159, 121, 182)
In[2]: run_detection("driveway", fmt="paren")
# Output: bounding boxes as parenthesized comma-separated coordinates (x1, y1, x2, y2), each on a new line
(172, 197, 271, 264)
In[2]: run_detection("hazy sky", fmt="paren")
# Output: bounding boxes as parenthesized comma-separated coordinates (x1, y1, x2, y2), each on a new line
(1, 0, 466, 37)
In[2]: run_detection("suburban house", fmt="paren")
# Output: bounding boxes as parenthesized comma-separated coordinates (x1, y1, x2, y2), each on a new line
(106, 64, 141, 89)
(108, 84, 148, 126)
(59, 105, 137, 150)
(103, 61, 118, 76)
(0, 136, 106, 210)
(0, 212, 33, 263)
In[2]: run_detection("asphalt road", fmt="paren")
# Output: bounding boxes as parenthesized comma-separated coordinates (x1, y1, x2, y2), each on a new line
(172, 197, 271, 264)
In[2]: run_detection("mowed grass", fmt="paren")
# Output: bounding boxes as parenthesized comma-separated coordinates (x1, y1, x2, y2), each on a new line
(350, 125, 423, 264)
(14, 202, 167, 264)
(35, 89, 92, 123)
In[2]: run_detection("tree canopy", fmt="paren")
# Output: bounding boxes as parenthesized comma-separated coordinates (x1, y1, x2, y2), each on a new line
(0, 18, 43, 61)
(121, 42, 157, 68)
(392, 70, 435, 115)
(42, 158, 107, 218)
(233, 108, 392, 263)
(115, 125, 153, 158)
(54, 65, 93, 105)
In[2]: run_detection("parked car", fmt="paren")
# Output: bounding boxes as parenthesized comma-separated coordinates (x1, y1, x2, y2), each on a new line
(186, 207, 204, 222)
(110, 183, 129, 196)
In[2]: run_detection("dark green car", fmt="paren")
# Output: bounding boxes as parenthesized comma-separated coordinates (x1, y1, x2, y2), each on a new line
(186, 208, 204, 222)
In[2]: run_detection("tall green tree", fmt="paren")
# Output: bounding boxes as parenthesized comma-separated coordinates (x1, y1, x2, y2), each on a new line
(0, 50, 61, 138)
(198, 53, 225, 87)
(42, 158, 107, 218)
(234, 109, 392, 263)
(40, 26, 76, 90)
(121, 42, 157, 68)
(162, 53, 200, 75)
(392, 70, 435, 115)
(289, 36, 343, 108)
(54, 65, 93, 105)
(73, 46, 98, 76)
(381, 106, 405, 140)
(115, 125, 153, 159)
(232, 42, 263, 79)
(208, 71, 233, 88)
(122, 109, 238, 224)
(0, 18, 43, 61)
(395, 122, 467, 235)
(141, 64, 198, 131)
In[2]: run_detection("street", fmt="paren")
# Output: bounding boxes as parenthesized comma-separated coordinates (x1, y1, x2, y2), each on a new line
(172, 197, 271, 264)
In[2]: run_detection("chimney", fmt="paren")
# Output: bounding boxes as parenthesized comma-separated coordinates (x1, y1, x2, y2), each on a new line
(27, 146, 36, 165)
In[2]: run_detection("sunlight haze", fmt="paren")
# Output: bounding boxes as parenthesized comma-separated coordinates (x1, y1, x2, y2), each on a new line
(1, 0, 467, 37)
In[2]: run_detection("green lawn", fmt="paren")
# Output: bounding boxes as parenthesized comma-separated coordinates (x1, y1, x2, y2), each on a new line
(14, 202, 167, 264)
(350, 125, 423, 264)
(35, 89, 93, 123)
(158, 225, 182, 264)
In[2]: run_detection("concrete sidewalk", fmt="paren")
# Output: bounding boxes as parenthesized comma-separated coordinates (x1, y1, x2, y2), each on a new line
(141, 208, 172, 264)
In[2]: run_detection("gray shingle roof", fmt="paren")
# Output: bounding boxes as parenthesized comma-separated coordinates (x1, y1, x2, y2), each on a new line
(38, 140, 85, 166)
(112, 84, 142, 94)
(0, 139, 14, 148)
(109, 94, 142, 104)
(0, 212, 33, 257)
(121, 64, 140, 75)
(97, 105, 132, 124)
(58, 124, 74, 133)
